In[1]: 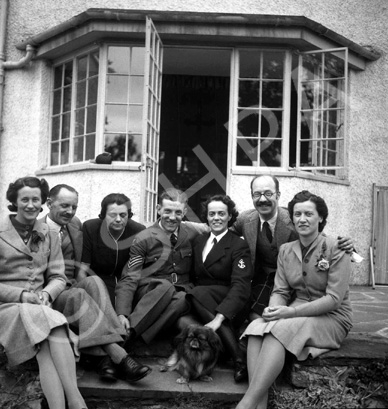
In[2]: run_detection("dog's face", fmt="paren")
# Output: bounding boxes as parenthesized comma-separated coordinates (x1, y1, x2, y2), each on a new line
(171, 324, 223, 383)
(178, 325, 222, 355)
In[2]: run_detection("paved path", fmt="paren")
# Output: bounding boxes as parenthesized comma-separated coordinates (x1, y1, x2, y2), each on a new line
(77, 285, 388, 401)
(349, 286, 388, 337)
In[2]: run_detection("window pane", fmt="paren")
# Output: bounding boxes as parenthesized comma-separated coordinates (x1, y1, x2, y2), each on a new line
(129, 76, 144, 104)
(52, 116, 60, 141)
(262, 81, 283, 108)
(324, 52, 345, 79)
(73, 136, 84, 162)
(106, 75, 129, 103)
(239, 80, 260, 107)
(85, 134, 96, 160)
(76, 81, 86, 108)
(260, 139, 282, 167)
(261, 110, 282, 139)
(62, 113, 71, 138)
(63, 86, 72, 112)
(236, 138, 258, 166)
(104, 134, 126, 161)
(89, 52, 99, 77)
(64, 62, 73, 85)
(53, 90, 62, 115)
(61, 140, 69, 165)
(108, 46, 130, 74)
(126, 133, 142, 161)
(262, 52, 284, 79)
(51, 142, 59, 165)
(131, 47, 145, 75)
(128, 105, 143, 133)
(237, 109, 259, 137)
(239, 50, 261, 78)
(78, 56, 88, 81)
(88, 77, 98, 105)
(86, 105, 97, 134)
(54, 66, 63, 89)
(105, 105, 127, 133)
(75, 109, 85, 136)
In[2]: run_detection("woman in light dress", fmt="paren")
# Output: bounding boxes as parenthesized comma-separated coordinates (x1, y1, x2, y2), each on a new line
(236, 190, 352, 409)
(0, 176, 87, 409)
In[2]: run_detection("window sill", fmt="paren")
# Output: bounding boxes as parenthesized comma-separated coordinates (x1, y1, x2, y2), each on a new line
(36, 162, 141, 176)
(232, 168, 350, 185)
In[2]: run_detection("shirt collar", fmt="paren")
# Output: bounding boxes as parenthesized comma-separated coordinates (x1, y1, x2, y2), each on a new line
(209, 229, 228, 243)
(46, 214, 63, 232)
(259, 210, 278, 232)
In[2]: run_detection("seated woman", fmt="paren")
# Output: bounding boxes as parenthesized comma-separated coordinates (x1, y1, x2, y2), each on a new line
(236, 190, 353, 409)
(80, 193, 145, 304)
(0, 176, 87, 409)
(187, 195, 253, 383)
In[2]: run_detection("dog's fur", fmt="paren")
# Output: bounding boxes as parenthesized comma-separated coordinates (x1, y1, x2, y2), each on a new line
(160, 324, 223, 384)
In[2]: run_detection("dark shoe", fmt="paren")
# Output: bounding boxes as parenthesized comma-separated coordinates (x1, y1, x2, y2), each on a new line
(234, 360, 248, 383)
(117, 355, 152, 382)
(122, 328, 136, 352)
(98, 356, 118, 383)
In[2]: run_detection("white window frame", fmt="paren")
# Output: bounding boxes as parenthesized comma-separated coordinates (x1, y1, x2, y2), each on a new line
(49, 45, 100, 167)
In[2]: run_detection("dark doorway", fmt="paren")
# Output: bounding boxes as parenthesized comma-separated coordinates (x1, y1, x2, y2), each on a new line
(159, 48, 231, 221)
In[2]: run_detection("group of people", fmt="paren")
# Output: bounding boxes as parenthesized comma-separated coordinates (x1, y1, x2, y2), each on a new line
(0, 174, 354, 409)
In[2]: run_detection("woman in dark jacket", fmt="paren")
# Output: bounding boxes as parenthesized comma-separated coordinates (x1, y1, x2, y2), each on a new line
(187, 194, 253, 383)
(81, 193, 145, 304)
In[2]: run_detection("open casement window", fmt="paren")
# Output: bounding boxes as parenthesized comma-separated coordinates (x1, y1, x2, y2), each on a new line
(296, 48, 348, 177)
(140, 17, 163, 225)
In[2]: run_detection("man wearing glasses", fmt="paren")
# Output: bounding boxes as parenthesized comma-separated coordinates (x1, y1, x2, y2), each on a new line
(231, 175, 352, 321)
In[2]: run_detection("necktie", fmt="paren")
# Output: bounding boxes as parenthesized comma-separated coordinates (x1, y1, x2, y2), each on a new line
(170, 233, 178, 247)
(59, 226, 68, 245)
(204, 237, 217, 261)
(263, 221, 273, 243)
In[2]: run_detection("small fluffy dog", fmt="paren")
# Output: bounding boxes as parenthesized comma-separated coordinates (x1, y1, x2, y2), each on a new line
(160, 324, 223, 384)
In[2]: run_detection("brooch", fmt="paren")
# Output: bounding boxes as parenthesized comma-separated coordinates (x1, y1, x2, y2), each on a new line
(316, 240, 329, 272)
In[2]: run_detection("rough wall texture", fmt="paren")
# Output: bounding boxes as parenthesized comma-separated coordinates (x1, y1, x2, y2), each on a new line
(1, 0, 387, 284)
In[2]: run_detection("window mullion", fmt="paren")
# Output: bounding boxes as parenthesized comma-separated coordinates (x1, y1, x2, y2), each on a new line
(282, 50, 292, 170)
(96, 45, 107, 157)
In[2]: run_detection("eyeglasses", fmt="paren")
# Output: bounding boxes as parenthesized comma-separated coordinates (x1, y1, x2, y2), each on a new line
(252, 191, 278, 199)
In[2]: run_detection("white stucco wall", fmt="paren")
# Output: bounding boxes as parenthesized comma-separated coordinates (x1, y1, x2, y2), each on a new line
(1, 0, 387, 284)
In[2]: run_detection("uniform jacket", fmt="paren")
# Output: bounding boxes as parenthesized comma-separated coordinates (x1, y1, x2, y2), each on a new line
(272, 234, 352, 329)
(231, 206, 298, 267)
(191, 230, 253, 321)
(82, 217, 145, 279)
(0, 216, 66, 304)
(115, 221, 201, 316)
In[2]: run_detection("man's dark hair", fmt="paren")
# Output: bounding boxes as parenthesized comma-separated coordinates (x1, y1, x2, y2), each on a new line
(158, 188, 188, 205)
(250, 175, 280, 194)
(49, 184, 78, 199)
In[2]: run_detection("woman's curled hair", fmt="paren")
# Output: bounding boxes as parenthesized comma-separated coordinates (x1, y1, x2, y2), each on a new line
(202, 194, 239, 227)
(6, 176, 49, 212)
(287, 190, 328, 232)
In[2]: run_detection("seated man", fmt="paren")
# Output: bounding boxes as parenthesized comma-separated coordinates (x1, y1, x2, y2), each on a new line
(43, 184, 151, 383)
(116, 188, 207, 346)
(81, 193, 146, 305)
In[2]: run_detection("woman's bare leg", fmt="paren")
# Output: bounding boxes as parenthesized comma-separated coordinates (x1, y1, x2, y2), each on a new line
(36, 340, 66, 409)
(48, 326, 87, 409)
(236, 334, 285, 409)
